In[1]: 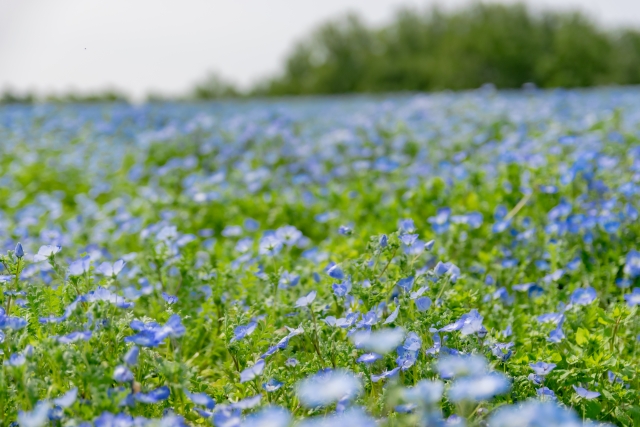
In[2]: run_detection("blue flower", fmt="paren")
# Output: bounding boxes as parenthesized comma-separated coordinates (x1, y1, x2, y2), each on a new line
(232, 321, 258, 342)
(410, 286, 428, 299)
(295, 290, 316, 308)
(185, 391, 216, 409)
(17, 401, 50, 427)
(492, 220, 511, 233)
(434, 261, 460, 282)
(32, 245, 61, 262)
(240, 359, 266, 383)
(529, 361, 556, 376)
(489, 401, 584, 426)
(397, 276, 414, 293)
(263, 378, 284, 392)
(213, 407, 241, 426)
(548, 199, 572, 221)
(383, 307, 399, 324)
(539, 185, 558, 194)
(55, 330, 92, 344)
(424, 240, 435, 251)
(379, 234, 388, 248)
(439, 309, 483, 336)
(399, 219, 416, 234)
(230, 394, 262, 410)
(547, 326, 565, 343)
(451, 212, 483, 229)
(279, 271, 300, 288)
(371, 367, 400, 383)
(123, 346, 139, 366)
(536, 312, 563, 324)
(569, 287, 596, 305)
(296, 369, 362, 407)
(573, 385, 600, 399)
(161, 292, 178, 304)
(448, 372, 510, 402)
(81, 287, 134, 309)
(396, 341, 419, 371)
(133, 385, 170, 403)
(235, 237, 253, 253)
(332, 280, 351, 297)
(356, 353, 382, 364)
(394, 403, 416, 414)
(222, 225, 243, 237)
(244, 406, 290, 427)
(259, 235, 283, 256)
(542, 269, 564, 284)
(415, 296, 432, 312)
(436, 355, 487, 379)
(537, 387, 557, 401)
(428, 208, 450, 234)
(113, 365, 134, 382)
(15, 242, 24, 258)
(96, 260, 126, 277)
(4, 353, 26, 367)
(624, 288, 640, 307)
(260, 327, 304, 359)
(351, 328, 404, 354)
(327, 264, 344, 280)
(400, 234, 418, 246)
(297, 408, 375, 427)
(330, 312, 360, 328)
(402, 379, 443, 405)
(624, 250, 640, 278)
(125, 314, 185, 347)
(616, 278, 632, 289)
(356, 310, 378, 328)
(566, 257, 581, 271)
(426, 332, 441, 355)
(491, 343, 514, 362)
(338, 225, 353, 235)
(276, 225, 303, 246)
(68, 256, 91, 277)
(0, 313, 28, 330)
(53, 388, 78, 408)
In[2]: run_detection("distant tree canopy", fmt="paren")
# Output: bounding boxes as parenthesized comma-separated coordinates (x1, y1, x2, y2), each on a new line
(0, 89, 129, 104)
(255, 3, 640, 96)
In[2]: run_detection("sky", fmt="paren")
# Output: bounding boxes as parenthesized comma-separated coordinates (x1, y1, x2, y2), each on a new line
(1, 0, 639, 99)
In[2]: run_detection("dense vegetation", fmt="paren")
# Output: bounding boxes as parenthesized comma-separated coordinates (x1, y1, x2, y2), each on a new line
(0, 87, 638, 426)
(258, 4, 640, 96)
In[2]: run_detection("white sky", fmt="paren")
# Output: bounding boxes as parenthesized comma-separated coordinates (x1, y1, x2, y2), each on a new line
(1, 0, 639, 99)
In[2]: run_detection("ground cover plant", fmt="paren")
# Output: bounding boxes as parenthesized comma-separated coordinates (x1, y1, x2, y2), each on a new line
(0, 87, 639, 426)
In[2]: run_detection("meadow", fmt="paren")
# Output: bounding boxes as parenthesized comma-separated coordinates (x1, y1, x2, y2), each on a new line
(0, 87, 638, 426)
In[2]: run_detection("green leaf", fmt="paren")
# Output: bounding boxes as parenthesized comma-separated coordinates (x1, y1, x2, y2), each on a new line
(576, 328, 589, 346)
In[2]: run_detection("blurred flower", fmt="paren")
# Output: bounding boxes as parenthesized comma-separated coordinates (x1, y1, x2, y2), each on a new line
(240, 360, 266, 383)
(351, 328, 404, 354)
(296, 369, 361, 407)
(185, 391, 216, 409)
(448, 372, 510, 402)
(573, 385, 600, 399)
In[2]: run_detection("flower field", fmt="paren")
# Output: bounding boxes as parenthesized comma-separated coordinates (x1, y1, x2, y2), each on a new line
(0, 87, 639, 426)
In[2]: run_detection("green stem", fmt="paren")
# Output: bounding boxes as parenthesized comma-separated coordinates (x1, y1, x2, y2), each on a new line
(309, 309, 325, 364)
(378, 247, 398, 279)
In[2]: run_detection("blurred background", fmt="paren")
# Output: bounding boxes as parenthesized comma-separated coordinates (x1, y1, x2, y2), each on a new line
(1, 0, 640, 102)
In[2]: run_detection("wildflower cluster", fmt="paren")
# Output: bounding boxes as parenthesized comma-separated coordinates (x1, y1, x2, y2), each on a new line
(0, 88, 638, 426)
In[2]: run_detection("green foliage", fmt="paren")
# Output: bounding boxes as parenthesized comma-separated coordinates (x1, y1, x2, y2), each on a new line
(259, 4, 640, 95)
